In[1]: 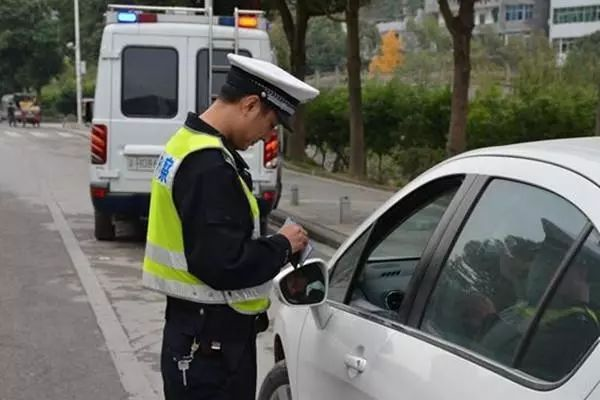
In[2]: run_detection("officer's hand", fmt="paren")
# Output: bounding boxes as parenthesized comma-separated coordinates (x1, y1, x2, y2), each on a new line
(278, 223, 308, 254)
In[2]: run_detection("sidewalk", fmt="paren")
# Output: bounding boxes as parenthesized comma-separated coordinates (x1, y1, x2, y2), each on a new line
(270, 168, 395, 248)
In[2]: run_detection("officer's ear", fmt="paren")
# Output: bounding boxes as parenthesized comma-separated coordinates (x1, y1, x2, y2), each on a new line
(239, 95, 262, 117)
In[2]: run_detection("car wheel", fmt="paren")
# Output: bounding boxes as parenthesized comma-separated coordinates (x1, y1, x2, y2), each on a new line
(94, 211, 115, 241)
(258, 360, 292, 400)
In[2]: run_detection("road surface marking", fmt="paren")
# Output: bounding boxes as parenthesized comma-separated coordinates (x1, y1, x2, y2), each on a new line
(40, 182, 159, 400)
(57, 131, 74, 138)
(4, 131, 21, 138)
(30, 130, 49, 138)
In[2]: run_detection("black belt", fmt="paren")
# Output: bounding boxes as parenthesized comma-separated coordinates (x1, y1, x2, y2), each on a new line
(166, 296, 257, 341)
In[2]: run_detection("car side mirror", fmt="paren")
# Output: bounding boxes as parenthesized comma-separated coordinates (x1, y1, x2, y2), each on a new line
(274, 258, 328, 307)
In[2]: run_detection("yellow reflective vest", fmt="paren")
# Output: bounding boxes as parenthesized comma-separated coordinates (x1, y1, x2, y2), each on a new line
(517, 302, 599, 326)
(143, 126, 270, 315)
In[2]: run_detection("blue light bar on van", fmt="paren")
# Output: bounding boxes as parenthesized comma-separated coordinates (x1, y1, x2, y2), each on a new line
(117, 12, 138, 23)
(218, 16, 235, 26)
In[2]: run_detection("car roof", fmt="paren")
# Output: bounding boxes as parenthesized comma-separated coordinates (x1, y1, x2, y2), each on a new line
(453, 137, 600, 187)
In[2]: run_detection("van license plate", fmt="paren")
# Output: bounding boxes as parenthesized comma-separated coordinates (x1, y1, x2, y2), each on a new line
(127, 156, 158, 171)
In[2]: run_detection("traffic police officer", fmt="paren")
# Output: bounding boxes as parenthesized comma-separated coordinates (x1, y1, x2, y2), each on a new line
(143, 54, 319, 400)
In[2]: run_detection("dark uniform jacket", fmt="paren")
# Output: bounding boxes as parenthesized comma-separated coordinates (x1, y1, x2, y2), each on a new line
(165, 113, 290, 341)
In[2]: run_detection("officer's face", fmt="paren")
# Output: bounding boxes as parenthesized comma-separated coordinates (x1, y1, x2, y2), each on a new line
(236, 96, 278, 150)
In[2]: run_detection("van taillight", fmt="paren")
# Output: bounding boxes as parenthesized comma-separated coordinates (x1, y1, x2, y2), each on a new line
(263, 130, 278, 169)
(91, 124, 107, 164)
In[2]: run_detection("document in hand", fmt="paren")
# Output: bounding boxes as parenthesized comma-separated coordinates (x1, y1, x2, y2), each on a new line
(283, 217, 314, 267)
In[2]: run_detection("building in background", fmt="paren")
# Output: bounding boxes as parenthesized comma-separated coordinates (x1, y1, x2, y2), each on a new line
(424, 0, 549, 41)
(549, 0, 600, 62)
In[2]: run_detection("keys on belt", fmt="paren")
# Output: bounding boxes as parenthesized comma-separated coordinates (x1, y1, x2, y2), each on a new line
(175, 338, 222, 387)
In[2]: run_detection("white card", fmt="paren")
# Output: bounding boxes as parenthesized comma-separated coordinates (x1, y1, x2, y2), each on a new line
(283, 217, 314, 266)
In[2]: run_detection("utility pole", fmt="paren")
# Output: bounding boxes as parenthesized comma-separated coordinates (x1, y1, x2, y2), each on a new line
(74, 0, 83, 126)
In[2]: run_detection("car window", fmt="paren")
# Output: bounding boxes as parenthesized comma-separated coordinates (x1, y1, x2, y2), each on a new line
(197, 49, 252, 112)
(121, 47, 178, 118)
(328, 227, 373, 303)
(347, 188, 458, 318)
(518, 228, 600, 381)
(421, 179, 589, 378)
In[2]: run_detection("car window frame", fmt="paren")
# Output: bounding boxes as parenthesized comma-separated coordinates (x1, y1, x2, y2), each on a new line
(409, 174, 599, 390)
(120, 45, 179, 119)
(325, 174, 481, 328)
(512, 222, 596, 383)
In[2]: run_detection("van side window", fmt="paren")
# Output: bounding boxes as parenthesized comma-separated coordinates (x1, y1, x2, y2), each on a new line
(121, 46, 178, 118)
(197, 49, 251, 112)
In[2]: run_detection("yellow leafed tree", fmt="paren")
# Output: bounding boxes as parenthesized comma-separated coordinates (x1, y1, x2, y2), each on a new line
(369, 31, 405, 75)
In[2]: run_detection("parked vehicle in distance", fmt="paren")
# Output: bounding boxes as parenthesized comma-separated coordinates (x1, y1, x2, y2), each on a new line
(1, 93, 40, 126)
(90, 4, 282, 240)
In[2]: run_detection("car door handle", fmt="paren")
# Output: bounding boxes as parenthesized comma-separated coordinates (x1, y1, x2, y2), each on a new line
(344, 354, 367, 373)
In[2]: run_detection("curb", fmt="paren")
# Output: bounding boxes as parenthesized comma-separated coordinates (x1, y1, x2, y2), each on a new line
(284, 161, 398, 193)
(64, 126, 90, 138)
(269, 209, 346, 249)
(44, 123, 89, 138)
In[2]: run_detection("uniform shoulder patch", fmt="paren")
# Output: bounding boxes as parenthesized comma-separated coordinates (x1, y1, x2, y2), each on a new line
(155, 154, 176, 184)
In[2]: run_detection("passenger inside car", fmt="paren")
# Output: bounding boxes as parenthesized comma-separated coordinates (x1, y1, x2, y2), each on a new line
(481, 220, 600, 380)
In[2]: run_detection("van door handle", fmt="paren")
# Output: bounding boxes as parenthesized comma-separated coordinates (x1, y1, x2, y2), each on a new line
(344, 354, 367, 374)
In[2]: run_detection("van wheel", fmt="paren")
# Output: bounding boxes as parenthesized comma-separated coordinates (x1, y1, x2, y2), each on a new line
(94, 211, 115, 241)
(258, 361, 291, 400)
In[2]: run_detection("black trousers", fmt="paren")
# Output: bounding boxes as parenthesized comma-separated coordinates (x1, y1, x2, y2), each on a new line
(161, 302, 258, 400)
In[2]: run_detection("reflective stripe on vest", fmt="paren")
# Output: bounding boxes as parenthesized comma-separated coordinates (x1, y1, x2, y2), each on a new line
(142, 127, 270, 314)
(518, 303, 599, 327)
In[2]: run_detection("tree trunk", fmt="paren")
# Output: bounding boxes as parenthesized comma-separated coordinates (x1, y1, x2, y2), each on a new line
(596, 84, 600, 136)
(378, 153, 383, 182)
(438, 0, 475, 156)
(332, 153, 342, 172)
(446, 33, 471, 156)
(346, 0, 366, 178)
(286, 7, 309, 162)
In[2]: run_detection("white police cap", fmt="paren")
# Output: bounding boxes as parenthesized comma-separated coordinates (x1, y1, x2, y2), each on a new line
(225, 53, 320, 130)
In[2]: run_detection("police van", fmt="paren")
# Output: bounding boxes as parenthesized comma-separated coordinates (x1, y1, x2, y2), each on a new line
(90, 3, 282, 240)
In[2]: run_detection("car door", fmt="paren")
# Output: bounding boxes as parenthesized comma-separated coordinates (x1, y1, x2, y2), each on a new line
(397, 156, 600, 400)
(294, 174, 475, 400)
(295, 156, 600, 400)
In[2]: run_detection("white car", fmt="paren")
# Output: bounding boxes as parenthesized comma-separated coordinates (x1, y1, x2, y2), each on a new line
(260, 137, 600, 400)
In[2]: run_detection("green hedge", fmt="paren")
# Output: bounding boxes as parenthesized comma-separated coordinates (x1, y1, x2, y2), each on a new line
(468, 84, 597, 148)
(305, 80, 598, 180)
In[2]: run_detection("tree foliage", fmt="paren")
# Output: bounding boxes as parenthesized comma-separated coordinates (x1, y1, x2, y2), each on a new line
(398, 16, 453, 86)
(306, 17, 346, 73)
(305, 79, 597, 180)
(407, 15, 451, 52)
(362, 0, 424, 20)
(564, 31, 600, 136)
(369, 31, 405, 75)
(40, 58, 96, 116)
(0, 0, 63, 94)
(565, 31, 600, 83)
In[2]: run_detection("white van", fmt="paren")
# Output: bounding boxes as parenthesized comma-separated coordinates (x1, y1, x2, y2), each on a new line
(90, 4, 282, 240)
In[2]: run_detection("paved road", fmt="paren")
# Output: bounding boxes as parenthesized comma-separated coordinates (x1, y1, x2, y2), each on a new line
(0, 123, 334, 399)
